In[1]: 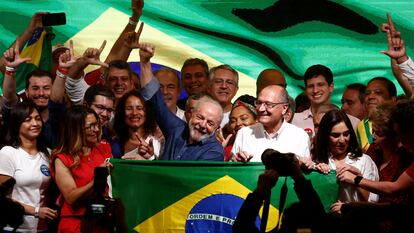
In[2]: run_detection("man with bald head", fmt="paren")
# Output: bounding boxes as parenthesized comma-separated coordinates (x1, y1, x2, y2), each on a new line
(256, 69, 287, 95)
(231, 85, 310, 162)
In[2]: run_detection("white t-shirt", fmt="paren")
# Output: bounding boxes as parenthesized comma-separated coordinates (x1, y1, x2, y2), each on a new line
(328, 153, 379, 203)
(398, 57, 414, 88)
(231, 121, 311, 162)
(123, 135, 163, 160)
(0, 146, 51, 232)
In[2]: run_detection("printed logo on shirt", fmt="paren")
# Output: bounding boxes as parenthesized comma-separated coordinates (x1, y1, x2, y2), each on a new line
(40, 164, 50, 176)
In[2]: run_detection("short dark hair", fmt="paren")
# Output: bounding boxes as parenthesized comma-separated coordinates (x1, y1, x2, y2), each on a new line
(83, 84, 115, 105)
(181, 58, 209, 79)
(345, 83, 366, 104)
(367, 77, 397, 98)
(304, 64, 333, 86)
(105, 60, 132, 80)
(25, 70, 53, 89)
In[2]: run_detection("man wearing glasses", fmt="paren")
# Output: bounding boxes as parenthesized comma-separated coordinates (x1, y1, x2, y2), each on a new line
(208, 64, 239, 128)
(83, 84, 115, 140)
(230, 85, 310, 162)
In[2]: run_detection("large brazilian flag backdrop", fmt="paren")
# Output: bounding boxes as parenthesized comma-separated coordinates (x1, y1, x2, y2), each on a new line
(1, 0, 414, 103)
(110, 160, 338, 233)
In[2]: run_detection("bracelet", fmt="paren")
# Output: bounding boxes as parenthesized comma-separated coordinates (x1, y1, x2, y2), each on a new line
(56, 69, 67, 79)
(5, 66, 16, 72)
(354, 175, 363, 186)
(57, 67, 69, 74)
(34, 206, 40, 218)
(5, 70, 16, 76)
(129, 18, 138, 26)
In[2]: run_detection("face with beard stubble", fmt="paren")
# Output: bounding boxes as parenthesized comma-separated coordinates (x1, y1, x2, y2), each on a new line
(188, 101, 221, 142)
(26, 76, 52, 110)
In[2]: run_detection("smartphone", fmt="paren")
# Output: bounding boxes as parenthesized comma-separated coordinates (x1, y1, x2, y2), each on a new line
(42, 12, 66, 26)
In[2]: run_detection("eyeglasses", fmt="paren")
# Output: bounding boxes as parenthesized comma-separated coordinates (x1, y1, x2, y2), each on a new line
(85, 122, 100, 131)
(91, 104, 114, 114)
(254, 100, 286, 109)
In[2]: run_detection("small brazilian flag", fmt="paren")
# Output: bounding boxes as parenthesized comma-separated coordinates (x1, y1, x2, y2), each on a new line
(0, 27, 54, 95)
(110, 160, 338, 233)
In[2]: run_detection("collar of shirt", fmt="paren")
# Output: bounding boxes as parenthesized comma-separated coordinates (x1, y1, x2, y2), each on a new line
(302, 108, 313, 120)
(259, 120, 288, 139)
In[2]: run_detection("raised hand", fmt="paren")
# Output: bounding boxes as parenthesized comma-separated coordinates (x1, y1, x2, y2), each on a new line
(83, 40, 108, 67)
(132, 0, 144, 19)
(3, 39, 31, 68)
(139, 43, 155, 63)
(58, 40, 80, 68)
(28, 12, 48, 31)
(256, 170, 279, 196)
(381, 13, 408, 63)
(137, 136, 154, 159)
(124, 22, 144, 49)
(216, 127, 233, 147)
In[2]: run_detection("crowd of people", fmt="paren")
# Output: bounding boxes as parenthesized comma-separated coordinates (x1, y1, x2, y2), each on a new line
(0, 1, 414, 232)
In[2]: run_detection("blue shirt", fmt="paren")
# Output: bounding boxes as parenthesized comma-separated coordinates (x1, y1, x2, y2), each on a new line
(141, 78, 224, 161)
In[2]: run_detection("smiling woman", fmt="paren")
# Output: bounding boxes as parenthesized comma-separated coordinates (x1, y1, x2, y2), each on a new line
(110, 90, 162, 160)
(51, 106, 112, 233)
(0, 101, 57, 232)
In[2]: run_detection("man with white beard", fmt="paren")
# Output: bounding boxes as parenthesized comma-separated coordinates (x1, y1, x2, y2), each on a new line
(139, 43, 224, 161)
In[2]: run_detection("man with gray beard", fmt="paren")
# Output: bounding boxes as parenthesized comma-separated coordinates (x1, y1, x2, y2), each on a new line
(139, 43, 224, 161)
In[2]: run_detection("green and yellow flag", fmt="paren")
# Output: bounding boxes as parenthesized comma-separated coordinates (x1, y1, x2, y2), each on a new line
(110, 160, 338, 233)
(14, 27, 54, 93)
(1, 1, 413, 101)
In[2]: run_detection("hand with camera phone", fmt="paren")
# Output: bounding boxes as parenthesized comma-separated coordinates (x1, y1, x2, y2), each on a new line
(255, 170, 279, 197)
(41, 12, 66, 27)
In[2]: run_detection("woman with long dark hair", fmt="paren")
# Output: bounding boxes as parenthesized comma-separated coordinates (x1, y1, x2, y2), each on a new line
(110, 90, 162, 160)
(0, 101, 58, 232)
(312, 109, 379, 211)
(52, 106, 112, 233)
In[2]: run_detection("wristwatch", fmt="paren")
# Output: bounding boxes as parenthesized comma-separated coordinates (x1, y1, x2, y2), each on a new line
(354, 175, 363, 186)
(34, 206, 40, 218)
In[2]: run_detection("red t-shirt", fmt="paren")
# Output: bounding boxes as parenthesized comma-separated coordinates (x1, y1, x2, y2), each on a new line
(54, 141, 112, 217)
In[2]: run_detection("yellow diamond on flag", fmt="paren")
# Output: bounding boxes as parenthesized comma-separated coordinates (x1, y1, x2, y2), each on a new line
(135, 175, 278, 233)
